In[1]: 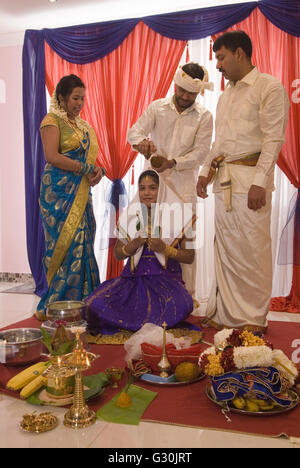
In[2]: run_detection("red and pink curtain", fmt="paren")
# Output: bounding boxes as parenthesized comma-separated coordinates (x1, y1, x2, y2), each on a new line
(23, 1, 300, 309)
(45, 22, 186, 279)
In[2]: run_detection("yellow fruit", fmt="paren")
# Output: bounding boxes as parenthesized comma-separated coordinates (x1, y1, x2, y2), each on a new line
(257, 400, 275, 411)
(117, 392, 132, 408)
(245, 399, 260, 412)
(20, 375, 47, 399)
(175, 362, 200, 382)
(6, 361, 49, 391)
(232, 397, 246, 409)
(247, 397, 275, 411)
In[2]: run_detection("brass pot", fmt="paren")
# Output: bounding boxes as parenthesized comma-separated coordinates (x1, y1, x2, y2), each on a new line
(46, 300, 86, 325)
(46, 356, 75, 399)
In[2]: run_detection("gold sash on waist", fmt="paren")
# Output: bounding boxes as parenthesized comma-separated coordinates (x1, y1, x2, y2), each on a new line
(46, 129, 99, 286)
(209, 153, 260, 212)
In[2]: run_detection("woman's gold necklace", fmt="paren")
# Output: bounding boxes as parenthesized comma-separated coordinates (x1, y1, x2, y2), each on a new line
(67, 118, 87, 148)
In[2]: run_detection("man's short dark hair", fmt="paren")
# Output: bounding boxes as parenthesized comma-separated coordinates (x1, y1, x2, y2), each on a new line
(182, 63, 204, 81)
(213, 31, 252, 58)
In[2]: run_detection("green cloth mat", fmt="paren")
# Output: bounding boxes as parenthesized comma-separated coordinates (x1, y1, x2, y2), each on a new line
(96, 385, 157, 425)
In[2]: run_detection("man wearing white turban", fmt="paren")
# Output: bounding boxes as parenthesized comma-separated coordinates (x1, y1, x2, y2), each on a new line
(127, 62, 213, 298)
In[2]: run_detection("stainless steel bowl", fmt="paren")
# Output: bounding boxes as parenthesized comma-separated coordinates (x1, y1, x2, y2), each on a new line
(45, 300, 86, 324)
(0, 328, 43, 366)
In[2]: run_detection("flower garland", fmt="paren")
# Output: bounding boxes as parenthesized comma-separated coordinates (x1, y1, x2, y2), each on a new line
(49, 89, 91, 134)
(198, 328, 298, 385)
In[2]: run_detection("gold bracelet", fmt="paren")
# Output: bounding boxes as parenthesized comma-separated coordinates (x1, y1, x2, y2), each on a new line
(121, 244, 131, 257)
(164, 245, 178, 258)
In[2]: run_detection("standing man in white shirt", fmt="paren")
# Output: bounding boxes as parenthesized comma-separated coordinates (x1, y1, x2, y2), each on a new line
(127, 62, 213, 298)
(197, 31, 290, 334)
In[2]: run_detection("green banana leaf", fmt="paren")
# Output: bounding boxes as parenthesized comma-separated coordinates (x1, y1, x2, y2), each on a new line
(26, 372, 110, 406)
(96, 385, 157, 425)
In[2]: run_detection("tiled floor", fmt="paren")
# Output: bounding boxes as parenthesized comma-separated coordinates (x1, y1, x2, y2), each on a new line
(0, 282, 300, 449)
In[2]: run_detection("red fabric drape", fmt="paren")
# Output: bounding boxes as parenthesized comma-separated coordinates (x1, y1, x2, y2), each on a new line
(213, 8, 300, 312)
(45, 21, 186, 280)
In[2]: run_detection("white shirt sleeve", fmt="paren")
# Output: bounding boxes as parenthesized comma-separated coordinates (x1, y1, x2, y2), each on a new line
(252, 83, 290, 188)
(127, 101, 157, 146)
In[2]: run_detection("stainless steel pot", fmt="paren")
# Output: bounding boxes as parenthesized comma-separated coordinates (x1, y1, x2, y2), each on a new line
(45, 300, 86, 324)
(0, 328, 43, 366)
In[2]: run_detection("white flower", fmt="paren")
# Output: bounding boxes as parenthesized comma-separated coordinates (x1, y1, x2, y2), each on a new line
(272, 349, 298, 386)
(233, 346, 273, 369)
(49, 90, 90, 133)
(214, 329, 233, 349)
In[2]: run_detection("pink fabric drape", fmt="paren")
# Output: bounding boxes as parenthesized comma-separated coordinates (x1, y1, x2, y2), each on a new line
(45, 21, 186, 280)
(213, 8, 300, 312)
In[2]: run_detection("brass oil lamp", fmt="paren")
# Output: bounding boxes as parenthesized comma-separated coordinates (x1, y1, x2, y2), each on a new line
(62, 331, 97, 429)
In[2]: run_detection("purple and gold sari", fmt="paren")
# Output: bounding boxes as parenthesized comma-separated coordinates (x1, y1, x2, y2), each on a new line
(85, 178, 199, 343)
(85, 244, 194, 340)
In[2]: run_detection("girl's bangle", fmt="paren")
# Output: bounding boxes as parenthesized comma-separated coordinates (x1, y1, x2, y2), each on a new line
(164, 245, 178, 258)
(121, 244, 131, 257)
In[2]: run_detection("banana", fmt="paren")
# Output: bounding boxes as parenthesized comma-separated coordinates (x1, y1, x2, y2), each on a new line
(245, 400, 260, 412)
(256, 400, 275, 411)
(20, 375, 47, 399)
(6, 361, 50, 391)
(247, 397, 274, 411)
(232, 397, 246, 409)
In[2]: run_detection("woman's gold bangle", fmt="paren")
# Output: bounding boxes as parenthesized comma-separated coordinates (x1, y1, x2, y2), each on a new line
(164, 245, 178, 258)
(121, 244, 131, 257)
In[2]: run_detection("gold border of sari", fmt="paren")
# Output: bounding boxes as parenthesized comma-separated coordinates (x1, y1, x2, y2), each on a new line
(46, 129, 98, 286)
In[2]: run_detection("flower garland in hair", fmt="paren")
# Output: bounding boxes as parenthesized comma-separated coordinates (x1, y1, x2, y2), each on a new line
(198, 328, 298, 384)
(49, 89, 91, 134)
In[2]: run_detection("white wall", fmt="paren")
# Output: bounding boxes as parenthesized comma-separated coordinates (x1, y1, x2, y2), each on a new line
(0, 37, 30, 273)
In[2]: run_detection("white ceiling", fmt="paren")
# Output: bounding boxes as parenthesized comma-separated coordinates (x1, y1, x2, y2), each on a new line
(0, 0, 253, 43)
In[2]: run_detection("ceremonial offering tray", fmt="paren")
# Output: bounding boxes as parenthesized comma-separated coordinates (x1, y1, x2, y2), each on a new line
(140, 372, 205, 387)
(199, 328, 299, 416)
(29, 383, 105, 407)
(206, 383, 299, 416)
(46, 300, 86, 324)
(0, 328, 43, 366)
(20, 411, 59, 433)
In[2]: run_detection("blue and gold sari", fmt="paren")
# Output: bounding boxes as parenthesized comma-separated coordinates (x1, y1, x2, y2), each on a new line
(36, 113, 100, 319)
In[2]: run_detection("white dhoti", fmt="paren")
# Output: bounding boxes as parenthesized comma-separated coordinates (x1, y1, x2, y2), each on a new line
(205, 192, 272, 331)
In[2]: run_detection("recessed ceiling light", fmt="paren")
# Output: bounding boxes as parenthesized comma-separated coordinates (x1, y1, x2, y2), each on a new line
(48, 0, 57, 3)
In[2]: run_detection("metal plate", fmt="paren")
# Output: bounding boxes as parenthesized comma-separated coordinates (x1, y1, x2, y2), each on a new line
(206, 383, 299, 416)
(139, 372, 206, 387)
(20, 413, 59, 433)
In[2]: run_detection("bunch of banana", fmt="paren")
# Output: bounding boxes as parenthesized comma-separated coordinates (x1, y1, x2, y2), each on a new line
(6, 361, 50, 399)
(232, 396, 275, 412)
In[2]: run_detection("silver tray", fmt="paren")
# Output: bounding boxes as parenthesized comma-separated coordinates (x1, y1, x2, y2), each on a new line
(139, 372, 206, 387)
(206, 383, 299, 416)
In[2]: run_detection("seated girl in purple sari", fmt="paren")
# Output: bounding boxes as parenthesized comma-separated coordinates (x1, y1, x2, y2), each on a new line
(85, 170, 200, 344)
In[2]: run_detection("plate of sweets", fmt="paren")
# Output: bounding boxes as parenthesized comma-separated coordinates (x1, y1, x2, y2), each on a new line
(199, 329, 299, 415)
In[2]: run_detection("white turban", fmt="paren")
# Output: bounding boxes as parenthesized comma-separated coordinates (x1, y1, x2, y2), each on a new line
(174, 63, 214, 96)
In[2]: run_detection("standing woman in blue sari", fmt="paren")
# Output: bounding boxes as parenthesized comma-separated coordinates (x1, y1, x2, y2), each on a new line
(36, 74, 104, 320)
